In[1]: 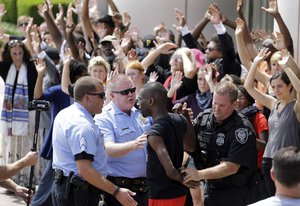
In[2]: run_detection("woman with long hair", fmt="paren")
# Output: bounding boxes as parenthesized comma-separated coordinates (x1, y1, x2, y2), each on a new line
(244, 48, 300, 197)
(0, 40, 40, 185)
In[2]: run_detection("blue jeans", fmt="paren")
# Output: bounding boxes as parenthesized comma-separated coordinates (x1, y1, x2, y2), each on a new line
(31, 159, 54, 206)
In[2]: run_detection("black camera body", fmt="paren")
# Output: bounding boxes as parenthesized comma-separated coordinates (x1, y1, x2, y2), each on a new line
(28, 100, 50, 111)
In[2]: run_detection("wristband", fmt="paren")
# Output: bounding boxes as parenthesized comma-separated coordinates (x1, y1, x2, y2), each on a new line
(112, 186, 120, 197)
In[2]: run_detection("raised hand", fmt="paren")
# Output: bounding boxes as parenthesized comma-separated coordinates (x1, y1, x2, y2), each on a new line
(157, 42, 177, 54)
(34, 58, 46, 75)
(235, 17, 245, 35)
(236, 0, 243, 15)
(272, 31, 285, 50)
(277, 49, 289, 68)
(127, 48, 138, 61)
(0, 3, 7, 19)
(174, 8, 186, 27)
(261, 0, 278, 16)
(148, 72, 159, 83)
(112, 12, 123, 27)
(170, 71, 183, 92)
(253, 47, 271, 63)
(123, 12, 131, 27)
(208, 4, 221, 24)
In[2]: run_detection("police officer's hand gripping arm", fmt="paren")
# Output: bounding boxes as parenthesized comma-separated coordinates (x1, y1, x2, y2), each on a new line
(181, 161, 240, 182)
(77, 159, 138, 206)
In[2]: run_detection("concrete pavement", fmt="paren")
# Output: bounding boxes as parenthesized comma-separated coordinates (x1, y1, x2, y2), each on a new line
(0, 188, 26, 206)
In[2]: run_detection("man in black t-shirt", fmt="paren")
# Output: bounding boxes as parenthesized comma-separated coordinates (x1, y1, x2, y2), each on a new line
(137, 82, 196, 206)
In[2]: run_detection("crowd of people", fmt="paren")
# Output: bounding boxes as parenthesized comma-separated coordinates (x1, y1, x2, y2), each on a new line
(0, 0, 300, 205)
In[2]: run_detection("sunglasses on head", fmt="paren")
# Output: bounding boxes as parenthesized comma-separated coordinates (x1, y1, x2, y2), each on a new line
(111, 87, 136, 95)
(18, 22, 29, 27)
(86, 92, 106, 99)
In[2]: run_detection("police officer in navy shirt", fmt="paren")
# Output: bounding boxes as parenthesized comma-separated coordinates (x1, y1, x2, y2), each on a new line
(181, 81, 257, 206)
(52, 76, 137, 206)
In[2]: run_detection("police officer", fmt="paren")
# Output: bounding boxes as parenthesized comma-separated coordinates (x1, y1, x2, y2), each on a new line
(181, 81, 257, 206)
(95, 74, 152, 206)
(52, 76, 137, 206)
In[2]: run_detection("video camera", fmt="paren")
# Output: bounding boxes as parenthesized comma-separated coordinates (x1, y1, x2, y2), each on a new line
(28, 100, 50, 111)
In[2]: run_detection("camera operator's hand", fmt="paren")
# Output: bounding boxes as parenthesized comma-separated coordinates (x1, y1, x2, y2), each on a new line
(21, 151, 38, 167)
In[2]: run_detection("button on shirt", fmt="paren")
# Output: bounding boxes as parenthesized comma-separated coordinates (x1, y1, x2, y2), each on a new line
(94, 102, 152, 178)
(52, 102, 108, 177)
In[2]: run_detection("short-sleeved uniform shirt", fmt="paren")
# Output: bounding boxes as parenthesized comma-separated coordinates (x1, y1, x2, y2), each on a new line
(94, 102, 152, 178)
(52, 102, 108, 177)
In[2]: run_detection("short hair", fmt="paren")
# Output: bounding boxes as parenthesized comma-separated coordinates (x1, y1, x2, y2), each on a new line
(273, 146, 300, 187)
(214, 81, 238, 103)
(210, 34, 221, 51)
(96, 15, 115, 29)
(237, 85, 255, 105)
(126, 60, 144, 73)
(109, 73, 132, 91)
(74, 76, 102, 101)
(142, 82, 167, 105)
(17, 15, 31, 24)
(88, 56, 110, 74)
(69, 60, 88, 83)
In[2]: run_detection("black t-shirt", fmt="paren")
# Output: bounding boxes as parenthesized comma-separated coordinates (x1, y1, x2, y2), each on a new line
(146, 113, 188, 199)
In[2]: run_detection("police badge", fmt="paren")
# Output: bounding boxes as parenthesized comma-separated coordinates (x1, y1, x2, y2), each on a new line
(216, 133, 225, 146)
(235, 128, 248, 144)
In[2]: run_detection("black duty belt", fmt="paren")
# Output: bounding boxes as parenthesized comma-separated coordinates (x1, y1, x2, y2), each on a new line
(107, 176, 147, 193)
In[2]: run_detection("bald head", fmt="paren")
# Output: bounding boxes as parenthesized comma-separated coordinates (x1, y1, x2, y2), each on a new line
(141, 82, 167, 105)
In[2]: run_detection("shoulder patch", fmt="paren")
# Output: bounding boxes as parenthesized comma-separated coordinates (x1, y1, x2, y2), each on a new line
(80, 137, 87, 151)
(235, 128, 248, 144)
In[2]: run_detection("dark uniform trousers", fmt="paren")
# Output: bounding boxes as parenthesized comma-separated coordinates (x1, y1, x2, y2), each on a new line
(104, 176, 148, 206)
(52, 170, 102, 206)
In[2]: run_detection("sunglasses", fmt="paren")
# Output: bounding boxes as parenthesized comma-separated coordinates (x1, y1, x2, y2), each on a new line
(111, 87, 136, 95)
(86, 92, 106, 99)
(18, 22, 29, 27)
(8, 39, 24, 47)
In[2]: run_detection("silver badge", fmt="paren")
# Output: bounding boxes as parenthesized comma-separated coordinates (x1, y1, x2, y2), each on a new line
(216, 133, 225, 146)
(235, 128, 248, 144)
(80, 137, 87, 151)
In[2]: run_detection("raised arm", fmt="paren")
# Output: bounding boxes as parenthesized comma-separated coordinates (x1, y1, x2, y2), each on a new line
(80, 0, 95, 53)
(244, 48, 276, 110)
(278, 50, 300, 121)
(235, 18, 270, 86)
(181, 48, 197, 79)
(237, 0, 259, 59)
(42, 1, 63, 51)
(141, 42, 177, 72)
(33, 59, 46, 99)
(261, 0, 294, 56)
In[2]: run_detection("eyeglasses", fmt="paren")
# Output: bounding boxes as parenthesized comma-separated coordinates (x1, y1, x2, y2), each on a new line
(86, 92, 106, 99)
(111, 87, 136, 95)
(18, 22, 29, 27)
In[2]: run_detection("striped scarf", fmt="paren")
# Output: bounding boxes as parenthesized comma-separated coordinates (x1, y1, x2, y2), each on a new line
(1, 63, 29, 136)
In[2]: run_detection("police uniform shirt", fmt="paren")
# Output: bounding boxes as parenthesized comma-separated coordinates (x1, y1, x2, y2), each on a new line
(193, 109, 257, 173)
(94, 101, 152, 178)
(52, 102, 108, 177)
